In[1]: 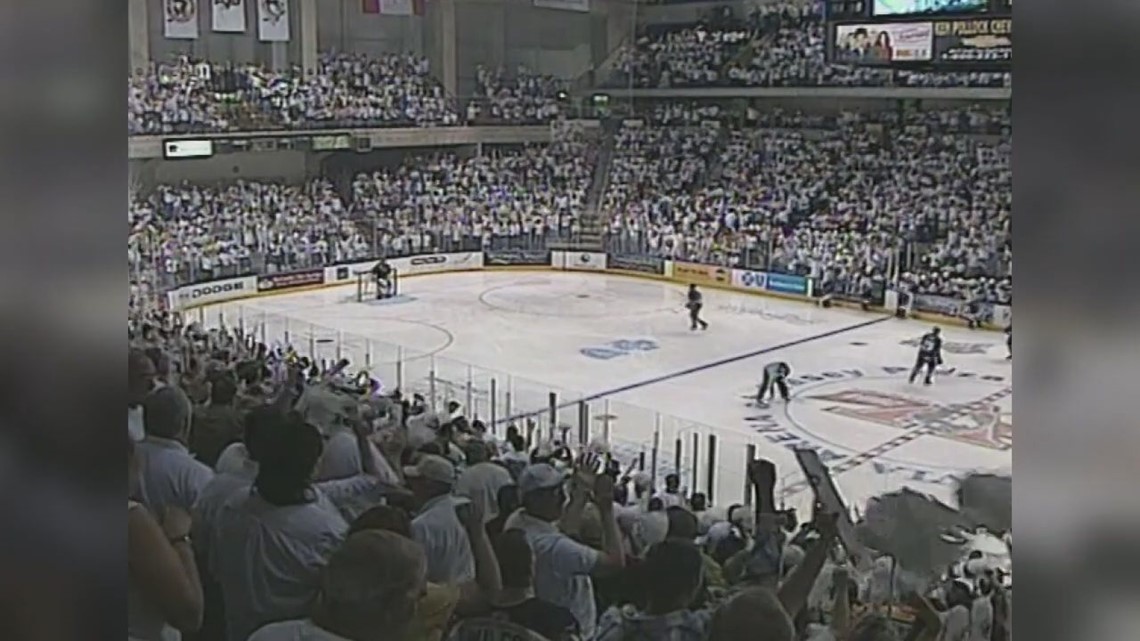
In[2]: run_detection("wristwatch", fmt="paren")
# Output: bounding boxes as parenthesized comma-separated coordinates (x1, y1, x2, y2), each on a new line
(168, 533, 192, 546)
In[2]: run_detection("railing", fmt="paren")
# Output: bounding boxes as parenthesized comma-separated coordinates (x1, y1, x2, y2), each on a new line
(180, 299, 768, 504)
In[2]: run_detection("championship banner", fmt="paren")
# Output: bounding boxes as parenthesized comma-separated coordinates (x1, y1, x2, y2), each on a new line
(257, 268, 324, 292)
(212, 0, 247, 32)
(933, 17, 1012, 64)
(532, 0, 589, 11)
(833, 21, 933, 64)
(164, 0, 200, 39)
(673, 261, 730, 286)
(608, 254, 665, 276)
(379, 0, 425, 15)
(257, 0, 290, 41)
(484, 249, 550, 267)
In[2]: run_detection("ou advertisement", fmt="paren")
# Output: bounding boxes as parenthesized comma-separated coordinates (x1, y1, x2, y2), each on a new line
(833, 21, 933, 64)
(732, 269, 768, 290)
(673, 261, 730, 286)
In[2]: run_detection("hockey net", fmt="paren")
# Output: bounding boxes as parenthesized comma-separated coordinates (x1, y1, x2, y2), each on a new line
(355, 269, 398, 302)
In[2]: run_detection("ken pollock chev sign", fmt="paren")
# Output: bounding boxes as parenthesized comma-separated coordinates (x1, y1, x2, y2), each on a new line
(742, 364, 1011, 487)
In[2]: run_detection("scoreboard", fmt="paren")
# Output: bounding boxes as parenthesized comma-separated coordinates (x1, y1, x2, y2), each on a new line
(824, 0, 1011, 69)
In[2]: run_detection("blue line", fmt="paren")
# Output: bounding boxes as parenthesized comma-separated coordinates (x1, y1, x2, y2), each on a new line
(493, 315, 893, 426)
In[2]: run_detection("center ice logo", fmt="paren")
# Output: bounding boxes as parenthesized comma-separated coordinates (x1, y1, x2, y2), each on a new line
(743, 365, 1012, 488)
(807, 388, 1013, 451)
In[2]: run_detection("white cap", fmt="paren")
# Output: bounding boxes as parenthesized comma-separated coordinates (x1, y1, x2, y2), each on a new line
(517, 463, 569, 495)
(403, 455, 457, 486)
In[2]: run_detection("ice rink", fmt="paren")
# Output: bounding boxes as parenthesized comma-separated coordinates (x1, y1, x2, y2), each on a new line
(195, 271, 1012, 516)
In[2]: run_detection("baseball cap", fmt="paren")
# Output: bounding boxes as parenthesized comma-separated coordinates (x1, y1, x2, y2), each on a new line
(517, 463, 569, 495)
(403, 455, 457, 486)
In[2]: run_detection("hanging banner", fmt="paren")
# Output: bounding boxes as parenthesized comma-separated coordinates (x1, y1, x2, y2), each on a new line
(380, 0, 425, 15)
(164, 0, 200, 39)
(533, 0, 589, 11)
(257, 0, 290, 41)
(212, 0, 247, 32)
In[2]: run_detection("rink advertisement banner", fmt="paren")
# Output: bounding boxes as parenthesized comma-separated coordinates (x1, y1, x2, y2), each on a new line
(731, 269, 768, 290)
(396, 252, 482, 275)
(532, 0, 590, 12)
(553, 251, 606, 271)
(673, 261, 730, 286)
(164, 0, 200, 39)
(212, 0, 247, 32)
(911, 293, 966, 317)
(168, 276, 256, 310)
(484, 249, 551, 267)
(257, 268, 324, 292)
(607, 254, 665, 276)
(257, 0, 290, 41)
(765, 273, 810, 296)
(932, 17, 1012, 65)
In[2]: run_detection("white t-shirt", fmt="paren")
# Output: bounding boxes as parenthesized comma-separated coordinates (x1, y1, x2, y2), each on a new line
(939, 605, 971, 641)
(970, 596, 993, 641)
(504, 510, 601, 640)
(248, 618, 349, 641)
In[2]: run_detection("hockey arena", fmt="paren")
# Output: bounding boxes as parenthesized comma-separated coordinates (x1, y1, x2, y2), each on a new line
(190, 268, 1012, 517)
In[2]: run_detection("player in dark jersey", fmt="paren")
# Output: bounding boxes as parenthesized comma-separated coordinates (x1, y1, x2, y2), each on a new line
(1005, 323, 1012, 360)
(909, 327, 943, 385)
(686, 284, 708, 331)
(756, 361, 792, 405)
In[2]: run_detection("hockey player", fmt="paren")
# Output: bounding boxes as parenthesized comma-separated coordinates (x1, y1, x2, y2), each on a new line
(1005, 323, 1012, 360)
(372, 258, 393, 299)
(756, 361, 792, 405)
(909, 326, 943, 385)
(686, 284, 709, 331)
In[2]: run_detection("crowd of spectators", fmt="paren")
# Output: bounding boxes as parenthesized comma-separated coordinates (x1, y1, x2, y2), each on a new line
(468, 65, 568, 124)
(129, 53, 460, 135)
(601, 103, 1011, 304)
(129, 102, 1010, 307)
(350, 142, 596, 253)
(609, 2, 1011, 90)
(126, 307, 1013, 641)
(128, 141, 596, 296)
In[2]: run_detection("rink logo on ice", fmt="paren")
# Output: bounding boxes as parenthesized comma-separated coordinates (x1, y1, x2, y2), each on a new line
(745, 365, 1011, 484)
(731, 269, 767, 290)
(808, 388, 1012, 451)
(580, 339, 659, 360)
(899, 337, 990, 354)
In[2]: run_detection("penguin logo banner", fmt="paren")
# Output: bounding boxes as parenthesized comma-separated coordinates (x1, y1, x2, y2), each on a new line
(732, 269, 768, 290)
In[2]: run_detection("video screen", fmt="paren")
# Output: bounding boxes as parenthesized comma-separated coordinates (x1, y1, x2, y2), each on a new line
(873, 0, 987, 16)
(833, 22, 934, 64)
